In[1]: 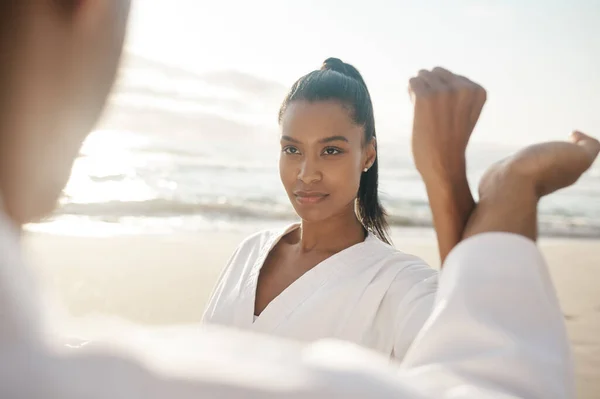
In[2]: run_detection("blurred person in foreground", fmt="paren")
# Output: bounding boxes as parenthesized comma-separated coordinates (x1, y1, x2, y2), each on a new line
(0, 1, 599, 398)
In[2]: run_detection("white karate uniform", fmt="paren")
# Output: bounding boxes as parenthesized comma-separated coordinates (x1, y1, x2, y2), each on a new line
(202, 223, 438, 360)
(0, 208, 574, 398)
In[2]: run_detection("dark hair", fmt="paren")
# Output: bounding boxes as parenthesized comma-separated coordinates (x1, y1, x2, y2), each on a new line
(278, 57, 391, 245)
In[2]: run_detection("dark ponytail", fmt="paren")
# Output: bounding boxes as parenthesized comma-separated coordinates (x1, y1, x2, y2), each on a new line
(278, 57, 391, 245)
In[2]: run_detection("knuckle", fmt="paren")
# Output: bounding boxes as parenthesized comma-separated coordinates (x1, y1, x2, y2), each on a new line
(433, 66, 451, 74)
(454, 83, 486, 100)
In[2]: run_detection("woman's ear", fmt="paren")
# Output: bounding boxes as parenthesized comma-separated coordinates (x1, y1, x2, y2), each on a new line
(364, 138, 377, 171)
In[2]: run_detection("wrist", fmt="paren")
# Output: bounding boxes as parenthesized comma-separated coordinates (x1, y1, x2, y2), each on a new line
(424, 170, 471, 205)
(415, 151, 466, 179)
(420, 160, 468, 188)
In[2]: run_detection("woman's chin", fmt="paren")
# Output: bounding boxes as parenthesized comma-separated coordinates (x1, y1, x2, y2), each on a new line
(293, 208, 332, 224)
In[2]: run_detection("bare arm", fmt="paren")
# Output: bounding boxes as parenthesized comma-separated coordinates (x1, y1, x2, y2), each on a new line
(464, 131, 600, 241)
(423, 168, 475, 264)
(409, 67, 485, 264)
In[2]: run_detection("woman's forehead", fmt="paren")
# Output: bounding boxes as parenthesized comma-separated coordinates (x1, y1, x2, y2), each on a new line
(280, 101, 363, 142)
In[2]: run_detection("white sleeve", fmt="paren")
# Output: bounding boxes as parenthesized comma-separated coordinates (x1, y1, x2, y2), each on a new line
(391, 270, 437, 361)
(1, 325, 429, 399)
(399, 232, 575, 398)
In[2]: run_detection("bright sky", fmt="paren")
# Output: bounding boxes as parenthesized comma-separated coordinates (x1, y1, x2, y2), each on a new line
(124, 0, 600, 145)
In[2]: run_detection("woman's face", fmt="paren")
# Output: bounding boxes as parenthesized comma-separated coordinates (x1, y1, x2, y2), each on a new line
(279, 100, 376, 223)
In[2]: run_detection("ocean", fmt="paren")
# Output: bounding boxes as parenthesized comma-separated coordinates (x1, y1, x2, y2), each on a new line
(26, 54, 600, 238)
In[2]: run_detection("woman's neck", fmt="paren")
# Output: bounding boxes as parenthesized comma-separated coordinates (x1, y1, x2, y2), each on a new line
(294, 206, 366, 253)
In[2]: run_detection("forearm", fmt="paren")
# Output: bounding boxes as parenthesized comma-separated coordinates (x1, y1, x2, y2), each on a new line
(423, 171, 475, 265)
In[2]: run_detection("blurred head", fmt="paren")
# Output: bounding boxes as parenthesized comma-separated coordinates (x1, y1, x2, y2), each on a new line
(0, 0, 130, 225)
(278, 58, 390, 244)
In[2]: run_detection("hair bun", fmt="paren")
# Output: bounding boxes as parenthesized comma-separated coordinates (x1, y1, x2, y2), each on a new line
(321, 57, 349, 75)
(320, 57, 367, 88)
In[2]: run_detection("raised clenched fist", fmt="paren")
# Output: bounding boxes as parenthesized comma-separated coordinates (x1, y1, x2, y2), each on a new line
(409, 67, 487, 181)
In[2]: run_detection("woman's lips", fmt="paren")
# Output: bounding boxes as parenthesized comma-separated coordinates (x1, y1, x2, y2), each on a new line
(294, 191, 329, 205)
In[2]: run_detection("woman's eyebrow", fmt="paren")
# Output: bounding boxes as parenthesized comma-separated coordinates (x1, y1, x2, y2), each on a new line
(280, 135, 349, 144)
(319, 135, 349, 144)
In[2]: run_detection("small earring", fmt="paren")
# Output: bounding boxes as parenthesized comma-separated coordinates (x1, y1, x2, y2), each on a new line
(363, 167, 369, 172)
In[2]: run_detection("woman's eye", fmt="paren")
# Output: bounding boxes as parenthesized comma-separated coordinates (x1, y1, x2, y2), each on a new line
(283, 146, 300, 155)
(323, 147, 341, 156)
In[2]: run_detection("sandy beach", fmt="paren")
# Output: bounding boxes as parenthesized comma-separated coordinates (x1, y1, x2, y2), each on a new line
(23, 229, 600, 398)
